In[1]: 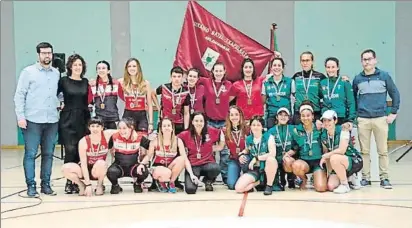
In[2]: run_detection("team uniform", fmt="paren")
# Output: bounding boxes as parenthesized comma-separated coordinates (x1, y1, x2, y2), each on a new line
(245, 132, 271, 183)
(186, 84, 205, 114)
(91, 79, 120, 129)
(292, 123, 323, 173)
(292, 70, 326, 123)
(262, 75, 294, 128)
(321, 126, 363, 177)
(320, 76, 356, 124)
(156, 83, 190, 134)
(151, 141, 181, 168)
(230, 77, 265, 121)
(107, 131, 149, 193)
(118, 83, 149, 132)
(177, 127, 222, 194)
(81, 131, 109, 180)
(223, 127, 248, 189)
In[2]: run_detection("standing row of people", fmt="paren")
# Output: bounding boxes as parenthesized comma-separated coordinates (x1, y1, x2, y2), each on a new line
(14, 42, 400, 198)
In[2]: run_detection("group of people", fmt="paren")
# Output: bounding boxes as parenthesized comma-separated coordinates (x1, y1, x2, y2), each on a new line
(14, 42, 400, 198)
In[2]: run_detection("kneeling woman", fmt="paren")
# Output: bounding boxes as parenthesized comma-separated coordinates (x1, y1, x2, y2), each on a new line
(178, 112, 224, 194)
(235, 116, 278, 195)
(141, 118, 188, 193)
(107, 118, 149, 194)
(62, 117, 117, 196)
(320, 110, 363, 194)
(291, 102, 327, 192)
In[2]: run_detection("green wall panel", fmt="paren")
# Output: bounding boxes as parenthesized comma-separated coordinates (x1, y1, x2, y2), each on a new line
(14, 1, 112, 145)
(129, 1, 226, 90)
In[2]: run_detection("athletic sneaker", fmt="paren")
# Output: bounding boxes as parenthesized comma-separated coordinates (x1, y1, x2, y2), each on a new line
(205, 180, 213, 191)
(158, 182, 168, 193)
(27, 184, 39, 197)
(333, 184, 351, 194)
(133, 182, 143, 193)
(360, 179, 371, 187)
(348, 174, 361, 190)
(168, 182, 177, 193)
(380, 179, 393, 189)
(40, 183, 57, 196)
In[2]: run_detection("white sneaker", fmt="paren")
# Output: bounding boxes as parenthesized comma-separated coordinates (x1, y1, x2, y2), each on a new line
(349, 173, 361, 190)
(333, 184, 351, 194)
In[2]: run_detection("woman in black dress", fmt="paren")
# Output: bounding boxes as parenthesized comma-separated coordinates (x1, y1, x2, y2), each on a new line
(58, 54, 93, 193)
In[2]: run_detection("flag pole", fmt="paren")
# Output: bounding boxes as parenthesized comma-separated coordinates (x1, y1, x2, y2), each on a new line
(267, 23, 278, 74)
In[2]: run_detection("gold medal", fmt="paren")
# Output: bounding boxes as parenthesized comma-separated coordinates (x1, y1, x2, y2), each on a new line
(215, 98, 220, 104)
(309, 150, 313, 156)
(282, 151, 286, 155)
(190, 108, 194, 114)
(100, 103, 105, 109)
(304, 95, 309, 100)
(247, 98, 252, 105)
(172, 108, 176, 115)
(196, 153, 202, 159)
(276, 95, 281, 101)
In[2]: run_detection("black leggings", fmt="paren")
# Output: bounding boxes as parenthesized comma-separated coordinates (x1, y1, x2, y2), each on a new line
(106, 153, 149, 185)
(103, 121, 117, 130)
(123, 110, 148, 132)
(184, 162, 220, 194)
(63, 143, 80, 164)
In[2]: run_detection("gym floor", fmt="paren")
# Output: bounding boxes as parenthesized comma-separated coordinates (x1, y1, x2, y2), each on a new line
(1, 144, 412, 228)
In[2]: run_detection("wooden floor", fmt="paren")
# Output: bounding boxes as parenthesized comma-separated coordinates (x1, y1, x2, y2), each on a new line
(1, 145, 412, 228)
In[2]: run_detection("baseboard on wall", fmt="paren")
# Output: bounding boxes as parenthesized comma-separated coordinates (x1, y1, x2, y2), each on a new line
(1, 140, 410, 150)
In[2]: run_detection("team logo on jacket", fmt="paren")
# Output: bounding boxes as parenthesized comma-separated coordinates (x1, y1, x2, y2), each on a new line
(201, 47, 220, 71)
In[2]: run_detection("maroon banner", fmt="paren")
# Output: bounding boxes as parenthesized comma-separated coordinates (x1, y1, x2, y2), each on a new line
(173, 1, 274, 82)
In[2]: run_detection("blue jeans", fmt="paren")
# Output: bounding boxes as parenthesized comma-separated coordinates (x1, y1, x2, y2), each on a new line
(22, 121, 58, 186)
(207, 120, 229, 183)
(227, 156, 251, 190)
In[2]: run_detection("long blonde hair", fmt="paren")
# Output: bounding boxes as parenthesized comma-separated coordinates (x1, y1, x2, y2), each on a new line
(123, 58, 147, 94)
(157, 118, 178, 153)
(224, 106, 247, 142)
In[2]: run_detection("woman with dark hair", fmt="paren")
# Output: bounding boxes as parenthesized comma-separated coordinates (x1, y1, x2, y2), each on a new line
(61, 117, 118, 196)
(141, 118, 193, 193)
(177, 112, 224, 194)
(106, 117, 149, 194)
(197, 62, 232, 184)
(262, 57, 295, 129)
(185, 68, 205, 114)
(320, 57, 356, 128)
(118, 58, 154, 133)
(267, 107, 297, 190)
(58, 54, 93, 194)
(290, 101, 328, 192)
(222, 106, 250, 190)
(91, 60, 120, 129)
(230, 58, 266, 123)
(235, 116, 278, 195)
(320, 110, 363, 194)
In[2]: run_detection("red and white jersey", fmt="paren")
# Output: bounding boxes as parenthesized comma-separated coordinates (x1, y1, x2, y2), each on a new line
(111, 131, 147, 155)
(118, 83, 147, 111)
(85, 132, 109, 165)
(152, 141, 179, 166)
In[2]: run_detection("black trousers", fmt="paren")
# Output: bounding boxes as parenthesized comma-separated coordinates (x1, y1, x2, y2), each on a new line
(184, 162, 220, 194)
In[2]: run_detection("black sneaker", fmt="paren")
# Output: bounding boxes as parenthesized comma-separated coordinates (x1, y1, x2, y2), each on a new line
(148, 181, 158, 192)
(174, 180, 184, 191)
(133, 182, 143, 193)
(41, 183, 57, 196)
(263, 185, 273, 195)
(360, 179, 371, 187)
(287, 173, 296, 189)
(380, 179, 393, 189)
(27, 184, 39, 197)
(72, 183, 80, 194)
(205, 181, 213, 191)
(110, 184, 123, 194)
(64, 180, 74, 194)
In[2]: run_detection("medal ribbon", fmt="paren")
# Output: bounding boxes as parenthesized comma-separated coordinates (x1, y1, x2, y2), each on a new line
(327, 75, 341, 100)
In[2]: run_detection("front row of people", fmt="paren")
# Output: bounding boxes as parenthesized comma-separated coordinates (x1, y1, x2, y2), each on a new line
(62, 101, 363, 196)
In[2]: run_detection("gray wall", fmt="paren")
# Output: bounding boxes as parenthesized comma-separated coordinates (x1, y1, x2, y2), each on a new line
(226, 1, 295, 76)
(395, 2, 412, 140)
(1, 1, 18, 145)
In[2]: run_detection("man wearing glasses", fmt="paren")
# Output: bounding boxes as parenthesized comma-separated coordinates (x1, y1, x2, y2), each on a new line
(14, 42, 60, 197)
(352, 49, 400, 189)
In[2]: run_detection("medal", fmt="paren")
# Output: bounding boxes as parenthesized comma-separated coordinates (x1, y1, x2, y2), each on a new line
(327, 75, 341, 100)
(309, 150, 313, 156)
(276, 95, 281, 101)
(276, 126, 289, 156)
(247, 98, 252, 105)
(196, 153, 202, 159)
(215, 98, 220, 104)
(304, 95, 309, 100)
(172, 86, 182, 115)
(189, 87, 196, 114)
(306, 129, 314, 157)
(212, 79, 224, 105)
(190, 108, 194, 114)
(302, 70, 313, 101)
(236, 147, 241, 154)
(100, 103, 105, 109)
(195, 135, 202, 159)
(172, 108, 176, 115)
(282, 151, 286, 155)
